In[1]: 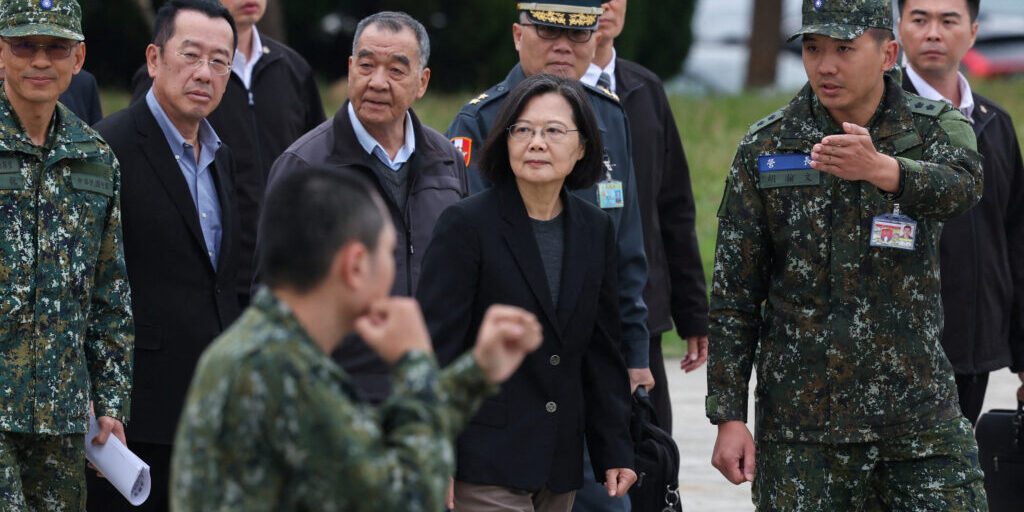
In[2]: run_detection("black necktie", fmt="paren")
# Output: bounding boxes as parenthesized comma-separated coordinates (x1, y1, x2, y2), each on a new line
(597, 72, 611, 90)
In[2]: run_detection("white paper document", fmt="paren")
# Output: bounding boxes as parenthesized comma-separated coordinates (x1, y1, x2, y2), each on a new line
(84, 414, 151, 506)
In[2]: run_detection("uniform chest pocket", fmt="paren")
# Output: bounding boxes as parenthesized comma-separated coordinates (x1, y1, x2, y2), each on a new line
(67, 163, 114, 263)
(0, 156, 25, 190)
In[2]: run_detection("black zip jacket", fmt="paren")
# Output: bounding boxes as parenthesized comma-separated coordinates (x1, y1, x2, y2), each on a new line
(904, 73, 1024, 374)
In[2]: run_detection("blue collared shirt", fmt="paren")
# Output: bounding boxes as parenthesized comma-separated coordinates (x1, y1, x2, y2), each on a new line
(146, 88, 224, 269)
(347, 102, 416, 170)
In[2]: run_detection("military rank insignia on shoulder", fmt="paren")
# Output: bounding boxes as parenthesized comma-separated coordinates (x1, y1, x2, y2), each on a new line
(905, 95, 947, 117)
(468, 92, 489, 105)
(748, 106, 786, 135)
(584, 83, 619, 103)
(597, 86, 619, 102)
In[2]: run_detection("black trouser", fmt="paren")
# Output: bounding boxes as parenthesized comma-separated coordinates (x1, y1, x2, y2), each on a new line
(86, 441, 171, 512)
(954, 372, 989, 426)
(649, 334, 672, 434)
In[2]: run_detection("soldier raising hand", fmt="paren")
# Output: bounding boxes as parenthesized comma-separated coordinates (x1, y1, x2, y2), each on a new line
(707, 0, 988, 509)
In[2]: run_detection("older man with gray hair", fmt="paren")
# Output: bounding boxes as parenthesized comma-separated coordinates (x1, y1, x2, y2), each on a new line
(264, 11, 469, 403)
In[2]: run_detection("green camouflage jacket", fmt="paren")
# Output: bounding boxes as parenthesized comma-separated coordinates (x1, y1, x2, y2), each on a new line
(0, 88, 133, 435)
(171, 288, 498, 512)
(707, 74, 983, 444)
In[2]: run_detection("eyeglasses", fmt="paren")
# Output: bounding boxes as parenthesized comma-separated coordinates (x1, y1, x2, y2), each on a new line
(507, 123, 580, 143)
(521, 22, 594, 43)
(175, 50, 231, 76)
(2, 38, 80, 59)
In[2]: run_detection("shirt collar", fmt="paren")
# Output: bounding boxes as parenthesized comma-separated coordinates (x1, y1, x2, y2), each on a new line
(346, 102, 416, 170)
(905, 65, 975, 120)
(145, 87, 222, 161)
(231, 26, 264, 83)
(581, 47, 617, 92)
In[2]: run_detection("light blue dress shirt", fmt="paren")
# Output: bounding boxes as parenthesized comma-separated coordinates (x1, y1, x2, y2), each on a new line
(146, 88, 224, 269)
(347, 102, 416, 170)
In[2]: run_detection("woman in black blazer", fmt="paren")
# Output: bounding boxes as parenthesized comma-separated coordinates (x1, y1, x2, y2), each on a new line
(417, 74, 635, 511)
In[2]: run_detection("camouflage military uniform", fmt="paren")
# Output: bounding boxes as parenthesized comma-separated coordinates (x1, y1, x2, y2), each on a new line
(0, 87, 133, 508)
(707, 71, 988, 509)
(170, 288, 499, 512)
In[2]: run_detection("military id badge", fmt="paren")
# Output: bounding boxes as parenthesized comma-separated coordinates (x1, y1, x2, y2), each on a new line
(757, 154, 820, 189)
(597, 152, 624, 209)
(870, 206, 917, 251)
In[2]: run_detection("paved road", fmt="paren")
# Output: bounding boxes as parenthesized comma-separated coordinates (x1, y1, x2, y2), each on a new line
(666, 359, 1021, 511)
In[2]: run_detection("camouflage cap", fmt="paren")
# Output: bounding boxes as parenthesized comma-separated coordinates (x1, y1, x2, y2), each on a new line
(517, 1, 602, 31)
(788, 0, 893, 42)
(0, 0, 84, 42)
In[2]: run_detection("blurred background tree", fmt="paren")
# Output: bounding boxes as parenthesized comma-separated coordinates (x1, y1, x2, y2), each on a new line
(80, 0, 696, 93)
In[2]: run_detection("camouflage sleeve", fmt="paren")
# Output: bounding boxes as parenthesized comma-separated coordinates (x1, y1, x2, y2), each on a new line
(706, 140, 770, 424)
(274, 350, 494, 511)
(892, 108, 983, 220)
(85, 155, 134, 422)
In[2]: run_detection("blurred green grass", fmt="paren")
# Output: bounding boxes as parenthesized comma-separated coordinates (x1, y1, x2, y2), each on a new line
(101, 76, 1024, 359)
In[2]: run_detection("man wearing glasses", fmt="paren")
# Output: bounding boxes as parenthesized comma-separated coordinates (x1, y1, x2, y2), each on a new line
(0, 0, 133, 510)
(445, 0, 649, 506)
(86, 1, 241, 510)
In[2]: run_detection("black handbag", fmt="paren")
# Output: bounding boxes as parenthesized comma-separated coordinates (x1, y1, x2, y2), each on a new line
(975, 401, 1024, 512)
(627, 388, 682, 512)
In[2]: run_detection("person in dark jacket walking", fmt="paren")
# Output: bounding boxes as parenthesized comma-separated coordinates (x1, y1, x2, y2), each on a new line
(898, 0, 1024, 425)
(132, 0, 326, 307)
(584, 0, 709, 430)
(263, 11, 468, 404)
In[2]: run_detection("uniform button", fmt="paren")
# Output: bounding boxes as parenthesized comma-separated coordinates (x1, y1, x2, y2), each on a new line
(545, 401, 557, 413)
(201, 212, 207, 219)
(174, 155, 181, 160)
(549, 355, 560, 366)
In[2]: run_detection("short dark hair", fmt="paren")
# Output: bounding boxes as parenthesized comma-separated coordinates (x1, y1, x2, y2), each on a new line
(153, 0, 238, 51)
(479, 74, 604, 190)
(868, 27, 895, 45)
(260, 166, 388, 293)
(898, 0, 979, 22)
(352, 11, 430, 69)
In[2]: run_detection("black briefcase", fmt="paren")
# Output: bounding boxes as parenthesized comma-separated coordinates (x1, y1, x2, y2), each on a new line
(628, 388, 682, 512)
(975, 401, 1024, 512)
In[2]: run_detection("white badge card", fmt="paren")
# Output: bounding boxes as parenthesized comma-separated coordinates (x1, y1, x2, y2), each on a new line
(870, 214, 917, 251)
(598, 179, 624, 209)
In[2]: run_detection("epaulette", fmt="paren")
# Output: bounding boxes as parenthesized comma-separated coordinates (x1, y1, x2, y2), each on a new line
(582, 82, 621, 104)
(462, 83, 508, 111)
(905, 94, 947, 117)
(748, 106, 786, 134)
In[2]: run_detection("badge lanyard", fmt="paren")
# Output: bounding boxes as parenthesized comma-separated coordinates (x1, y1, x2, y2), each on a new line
(597, 152, 624, 209)
(870, 203, 918, 251)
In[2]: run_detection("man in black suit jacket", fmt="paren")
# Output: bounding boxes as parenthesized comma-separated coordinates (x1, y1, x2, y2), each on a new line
(132, 0, 326, 308)
(86, 2, 241, 510)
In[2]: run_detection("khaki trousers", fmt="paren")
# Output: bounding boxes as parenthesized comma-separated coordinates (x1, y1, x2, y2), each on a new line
(454, 481, 576, 512)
